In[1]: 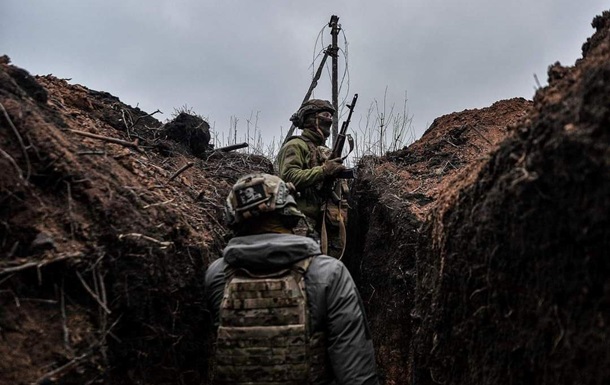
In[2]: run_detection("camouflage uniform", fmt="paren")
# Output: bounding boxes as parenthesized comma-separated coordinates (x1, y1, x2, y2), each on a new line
(277, 100, 347, 256)
(277, 128, 329, 226)
(205, 173, 377, 385)
(205, 233, 379, 385)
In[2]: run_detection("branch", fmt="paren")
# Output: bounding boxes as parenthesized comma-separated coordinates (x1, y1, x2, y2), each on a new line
(168, 162, 194, 182)
(130, 109, 162, 130)
(471, 125, 493, 146)
(0, 102, 31, 180)
(143, 198, 175, 209)
(0, 147, 24, 180)
(69, 129, 143, 153)
(33, 315, 122, 385)
(213, 142, 249, 153)
(33, 350, 94, 385)
(118, 233, 173, 248)
(76, 271, 111, 315)
(0, 252, 82, 275)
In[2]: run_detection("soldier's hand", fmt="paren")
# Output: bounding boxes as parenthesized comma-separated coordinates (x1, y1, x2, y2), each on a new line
(322, 157, 346, 177)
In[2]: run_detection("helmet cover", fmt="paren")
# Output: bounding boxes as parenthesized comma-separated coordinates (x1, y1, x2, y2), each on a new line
(289, 99, 335, 128)
(225, 173, 304, 227)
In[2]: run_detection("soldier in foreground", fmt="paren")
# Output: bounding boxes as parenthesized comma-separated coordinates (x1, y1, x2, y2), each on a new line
(204, 173, 379, 385)
(276, 99, 348, 257)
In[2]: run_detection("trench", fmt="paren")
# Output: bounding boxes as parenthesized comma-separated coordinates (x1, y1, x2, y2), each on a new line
(342, 173, 421, 384)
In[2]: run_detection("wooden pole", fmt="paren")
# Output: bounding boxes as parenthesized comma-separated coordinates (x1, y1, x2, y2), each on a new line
(329, 15, 340, 145)
(282, 45, 333, 144)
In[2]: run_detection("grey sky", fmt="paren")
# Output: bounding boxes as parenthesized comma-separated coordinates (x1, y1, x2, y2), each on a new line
(1, 1, 608, 150)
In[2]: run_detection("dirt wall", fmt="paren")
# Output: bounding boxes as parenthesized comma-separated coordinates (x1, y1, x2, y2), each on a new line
(413, 11, 610, 385)
(0, 59, 271, 384)
(348, 10, 610, 385)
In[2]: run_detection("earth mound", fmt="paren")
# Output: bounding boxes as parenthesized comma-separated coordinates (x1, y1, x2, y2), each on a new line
(0, 61, 270, 384)
(348, 10, 610, 385)
(161, 112, 212, 158)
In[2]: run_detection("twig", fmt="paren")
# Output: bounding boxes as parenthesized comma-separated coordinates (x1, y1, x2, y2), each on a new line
(409, 180, 424, 194)
(168, 162, 194, 182)
(129, 109, 162, 130)
(0, 147, 24, 180)
(33, 312, 123, 384)
(97, 267, 108, 311)
(121, 109, 134, 138)
(76, 271, 112, 315)
(143, 198, 175, 209)
(60, 281, 72, 353)
(0, 252, 81, 275)
(471, 125, 493, 145)
(443, 138, 459, 148)
(33, 349, 94, 385)
(0, 273, 15, 286)
(0, 289, 21, 307)
(368, 283, 376, 302)
(93, 266, 108, 363)
(69, 129, 143, 153)
(118, 233, 173, 248)
(0, 102, 31, 180)
(66, 181, 75, 239)
(76, 150, 106, 156)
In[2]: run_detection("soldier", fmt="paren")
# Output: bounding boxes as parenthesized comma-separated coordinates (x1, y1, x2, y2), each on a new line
(205, 173, 379, 385)
(276, 99, 347, 257)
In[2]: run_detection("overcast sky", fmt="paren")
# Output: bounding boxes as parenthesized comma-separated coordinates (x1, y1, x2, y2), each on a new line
(1, 1, 608, 150)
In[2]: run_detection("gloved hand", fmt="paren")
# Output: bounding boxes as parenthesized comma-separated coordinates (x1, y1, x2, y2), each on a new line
(322, 157, 346, 177)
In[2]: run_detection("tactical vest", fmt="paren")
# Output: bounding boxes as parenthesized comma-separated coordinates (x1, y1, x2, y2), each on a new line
(214, 257, 330, 385)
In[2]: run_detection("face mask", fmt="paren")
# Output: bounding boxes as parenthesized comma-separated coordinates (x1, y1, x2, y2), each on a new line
(316, 116, 332, 138)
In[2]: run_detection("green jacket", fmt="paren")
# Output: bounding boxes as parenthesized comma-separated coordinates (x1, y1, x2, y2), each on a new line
(276, 129, 328, 220)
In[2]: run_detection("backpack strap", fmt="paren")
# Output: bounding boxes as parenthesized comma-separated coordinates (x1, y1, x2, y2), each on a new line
(294, 136, 321, 169)
(223, 256, 315, 280)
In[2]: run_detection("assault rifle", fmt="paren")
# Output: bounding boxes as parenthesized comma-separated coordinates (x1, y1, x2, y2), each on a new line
(319, 93, 358, 258)
(331, 93, 358, 179)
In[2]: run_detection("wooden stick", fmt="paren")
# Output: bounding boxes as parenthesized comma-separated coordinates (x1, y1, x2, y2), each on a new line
(129, 109, 162, 129)
(471, 125, 493, 145)
(0, 252, 81, 275)
(0, 102, 31, 180)
(168, 162, 194, 182)
(143, 198, 175, 209)
(69, 129, 143, 153)
(214, 142, 248, 153)
(60, 281, 72, 353)
(0, 147, 24, 180)
(76, 271, 112, 315)
(33, 350, 94, 385)
(118, 233, 173, 248)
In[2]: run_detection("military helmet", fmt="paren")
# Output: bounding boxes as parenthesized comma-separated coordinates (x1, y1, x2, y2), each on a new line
(289, 99, 335, 128)
(225, 173, 304, 228)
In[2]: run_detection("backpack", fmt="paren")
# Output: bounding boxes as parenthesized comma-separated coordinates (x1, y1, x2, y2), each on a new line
(213, 257, 330, 384)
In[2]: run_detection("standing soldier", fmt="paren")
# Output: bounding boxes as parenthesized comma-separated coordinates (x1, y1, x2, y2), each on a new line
(205, 173, 379, 385)
(276, 99, 348, 257)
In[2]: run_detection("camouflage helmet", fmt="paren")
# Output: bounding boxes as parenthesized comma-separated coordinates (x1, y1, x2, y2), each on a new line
(289, 99, 335, 128)
(225, 173, 304, 228)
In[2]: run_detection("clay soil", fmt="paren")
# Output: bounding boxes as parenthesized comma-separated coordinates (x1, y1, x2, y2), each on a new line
(1, 10, 609, 385)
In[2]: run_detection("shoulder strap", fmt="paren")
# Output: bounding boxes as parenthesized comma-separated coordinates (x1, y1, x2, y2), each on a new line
(223, 256, 315, 281)
(298, 136, 320, 168)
